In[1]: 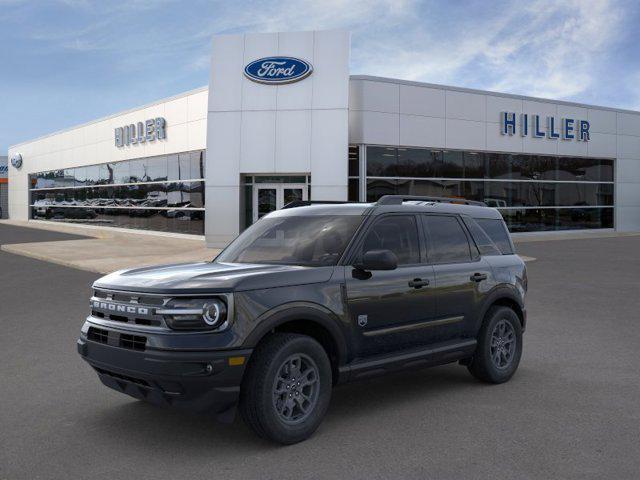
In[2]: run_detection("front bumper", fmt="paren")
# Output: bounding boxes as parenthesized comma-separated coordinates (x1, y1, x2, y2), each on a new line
(77, 331, 252, 422)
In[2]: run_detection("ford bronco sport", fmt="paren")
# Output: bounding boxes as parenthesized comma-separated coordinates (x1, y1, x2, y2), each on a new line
(77, 195, 527, 444)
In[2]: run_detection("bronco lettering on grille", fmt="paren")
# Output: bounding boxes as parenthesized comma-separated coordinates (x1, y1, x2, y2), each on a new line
(91, 300, 149, 316)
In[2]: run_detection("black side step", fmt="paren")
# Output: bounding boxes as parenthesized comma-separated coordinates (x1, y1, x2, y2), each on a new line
(338, 339, 477, 383)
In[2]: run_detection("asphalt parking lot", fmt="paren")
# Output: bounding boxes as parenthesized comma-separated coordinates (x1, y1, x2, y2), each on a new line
(1, 224, 639, 480)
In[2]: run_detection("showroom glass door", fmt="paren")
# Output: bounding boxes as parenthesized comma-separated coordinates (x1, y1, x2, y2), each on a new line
(252, 184, 307, 222)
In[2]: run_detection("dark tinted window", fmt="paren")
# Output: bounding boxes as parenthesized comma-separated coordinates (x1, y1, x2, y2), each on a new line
(367, 147, 397, 176)
(476, 218, 514, 254)
(462, 217, 501, 256)
(423, 215, 471, 263)
(348, 145, 359, 176)
(361, 215, 420, 265)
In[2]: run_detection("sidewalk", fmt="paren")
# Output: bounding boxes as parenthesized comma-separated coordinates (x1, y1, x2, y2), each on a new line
(0, 220, 219, 274)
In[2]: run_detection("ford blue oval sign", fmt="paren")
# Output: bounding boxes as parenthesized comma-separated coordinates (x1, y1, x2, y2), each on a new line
(244, 57, 313, 85)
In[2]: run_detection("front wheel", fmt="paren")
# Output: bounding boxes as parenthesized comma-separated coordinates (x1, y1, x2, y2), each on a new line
(467, 306, 523, 384)
(239, 333, 332, 444)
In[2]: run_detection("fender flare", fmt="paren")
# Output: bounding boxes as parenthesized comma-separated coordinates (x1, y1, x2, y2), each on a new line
(477, 286, 525, 330)
(243, 302, 349, 365)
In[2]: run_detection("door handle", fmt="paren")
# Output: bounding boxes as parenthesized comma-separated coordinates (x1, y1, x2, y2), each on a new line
(470, 272, 488, 282)
(408, 278, 430, 289)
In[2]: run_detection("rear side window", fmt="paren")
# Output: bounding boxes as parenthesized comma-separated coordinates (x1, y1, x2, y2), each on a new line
(475, 218, 514, 254)
(361, 215, 420, 265)
(423, 215, 472, 263)
(462, 217, 502, 256)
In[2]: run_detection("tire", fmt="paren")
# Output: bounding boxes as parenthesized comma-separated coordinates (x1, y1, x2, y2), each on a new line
(467, 306, 523, 384)
(239, 333, 332, 444)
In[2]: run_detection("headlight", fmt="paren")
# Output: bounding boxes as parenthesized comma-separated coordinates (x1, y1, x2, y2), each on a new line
(203, 301, 225, 326)
(158, 297, 228, 331)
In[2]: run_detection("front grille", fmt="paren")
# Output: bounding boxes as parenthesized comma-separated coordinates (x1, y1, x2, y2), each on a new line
(94, 367, 150, 387)
(120, 334, 147, 351)
(94, 289, 164, 306)
(87, 327, 108, 344)
(90, 289, 167, 329)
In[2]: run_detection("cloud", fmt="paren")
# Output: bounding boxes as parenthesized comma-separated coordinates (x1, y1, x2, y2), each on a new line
(1, 0, 638, 154)
(345, 0, 626, 102)
(9, 0, 629, 104)
(484, 0, 623, 99)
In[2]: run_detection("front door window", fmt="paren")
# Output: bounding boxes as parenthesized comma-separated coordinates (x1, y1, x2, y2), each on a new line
(283, 188, 303, 205)
(257, 188, 277, 220)
(252, 183, 308, 223)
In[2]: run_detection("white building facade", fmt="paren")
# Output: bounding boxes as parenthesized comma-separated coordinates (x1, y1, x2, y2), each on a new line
(7, 30, 640, 246)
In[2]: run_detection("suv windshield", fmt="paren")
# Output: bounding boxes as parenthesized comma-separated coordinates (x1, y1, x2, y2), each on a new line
(215, 215, 363, 266)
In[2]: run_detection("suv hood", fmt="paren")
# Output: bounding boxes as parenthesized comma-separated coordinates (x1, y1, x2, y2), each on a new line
(93, 261, 335, 294)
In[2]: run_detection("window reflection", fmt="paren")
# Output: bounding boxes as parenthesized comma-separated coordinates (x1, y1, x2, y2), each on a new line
(28, 151, 206, 235)
(31, 206, 204, 235)
(364, 146, 615, 232)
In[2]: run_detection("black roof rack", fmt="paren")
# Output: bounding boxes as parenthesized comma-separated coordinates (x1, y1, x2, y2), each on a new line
(282, 200, 354, 209)
(376, 195, 487, 207)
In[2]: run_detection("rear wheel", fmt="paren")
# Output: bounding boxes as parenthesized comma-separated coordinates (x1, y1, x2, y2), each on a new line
(239, 333, 332, 444)
(467, 306, 522, 383)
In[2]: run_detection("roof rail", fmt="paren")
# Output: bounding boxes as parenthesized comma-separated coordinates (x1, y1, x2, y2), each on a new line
(376, 195, 487, 207)
(281, 200, 354, 209)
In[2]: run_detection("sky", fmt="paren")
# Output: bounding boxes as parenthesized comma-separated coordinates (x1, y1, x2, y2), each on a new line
(1, 0, 640, 153)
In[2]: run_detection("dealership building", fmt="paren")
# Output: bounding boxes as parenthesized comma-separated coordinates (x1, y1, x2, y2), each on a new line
(7, 30, 640, 246)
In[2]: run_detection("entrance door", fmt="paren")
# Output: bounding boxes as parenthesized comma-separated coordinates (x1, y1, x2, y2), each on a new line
(252, 183, 308, 222)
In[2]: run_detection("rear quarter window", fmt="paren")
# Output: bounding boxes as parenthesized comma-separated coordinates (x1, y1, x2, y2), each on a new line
(462, 217, 502, 256)
(475, 218, 514, 255)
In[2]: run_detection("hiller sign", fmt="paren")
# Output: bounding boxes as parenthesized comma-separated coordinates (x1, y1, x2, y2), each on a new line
(115, 117, 166, 147)
(500, 112, 590, 141)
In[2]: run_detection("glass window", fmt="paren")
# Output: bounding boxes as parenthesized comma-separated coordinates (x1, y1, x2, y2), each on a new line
(190, 150, 205, 180)
(463, 152, 487, 178)
(487, 153, 510, 180)
(253, 175, 308, 184)
(475, 218, 514, 254)
(110, 161, 129, 184)
(462, 216, 501, 256)
(147, 155, 168, 182)
(178, 152, 192, 180)
(361, 215, 420, 265)
(73, 167, 87, 187)
(348, 179, 359, 202)
(167, 154, 180, 181)
(395, 179, 485, 203)
(600, 159, 614, 182)
(439, 151, 464, 178)
(512, 155, 558, 181)
(167, 182, 188, 207)
(84, 165, 100, 186)
(348, 146, 359, 177)
(216, 215, 363, 266)
(556, 182, 614, 207)
(423, 215, 472, 263)
(53, 170, 65, 188)
(366, 178, 398, 202)
(367, 147, 397, 177)
(397, 148, 438, 177)
(129, 159, 148, 183)
(189, 181, 205, 208)
(63, 169, 76, 187)
(558, 157, 614, 182)
(97, 164, 112, 184)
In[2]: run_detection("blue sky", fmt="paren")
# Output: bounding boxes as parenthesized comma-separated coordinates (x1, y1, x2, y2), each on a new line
(2, 0, 640, 153)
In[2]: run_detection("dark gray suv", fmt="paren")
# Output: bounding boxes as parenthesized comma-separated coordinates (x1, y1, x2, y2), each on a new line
(77, 195, 527, 444)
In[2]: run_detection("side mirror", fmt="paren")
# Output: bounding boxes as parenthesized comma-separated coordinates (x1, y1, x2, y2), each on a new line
(356, 249, 398, 271)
